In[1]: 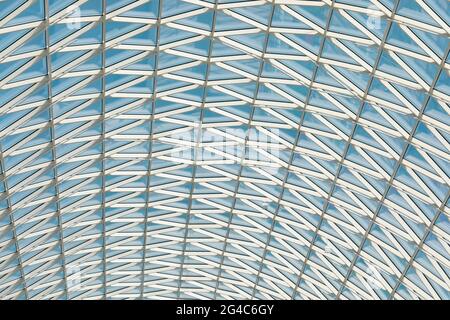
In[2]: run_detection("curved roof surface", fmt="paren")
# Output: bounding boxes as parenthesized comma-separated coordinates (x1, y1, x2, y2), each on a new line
(0, 0, 449, 300)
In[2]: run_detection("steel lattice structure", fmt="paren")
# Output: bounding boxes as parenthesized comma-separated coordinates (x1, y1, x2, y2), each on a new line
(0, 0, 449, 300)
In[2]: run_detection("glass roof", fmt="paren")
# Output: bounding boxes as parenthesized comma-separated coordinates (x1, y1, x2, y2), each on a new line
(0, 0, 449, 300)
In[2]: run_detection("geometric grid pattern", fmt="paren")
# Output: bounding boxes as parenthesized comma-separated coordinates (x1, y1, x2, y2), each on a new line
(0, 0, 449, 300)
